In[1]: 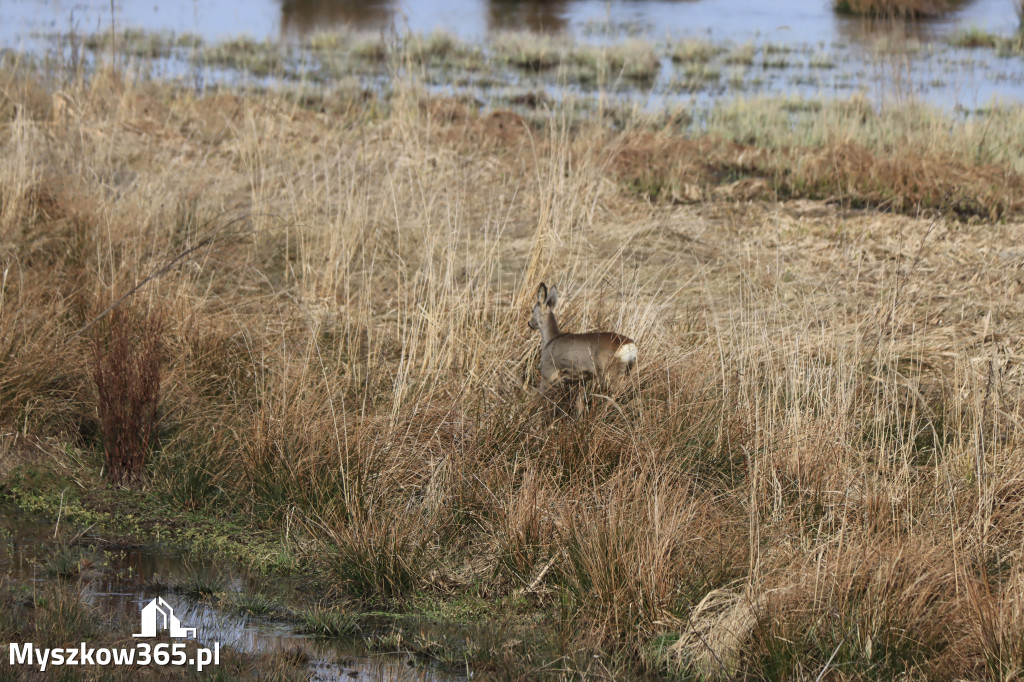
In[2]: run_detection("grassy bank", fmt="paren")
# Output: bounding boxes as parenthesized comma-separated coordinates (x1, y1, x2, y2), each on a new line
(3, 49, 1024, 679)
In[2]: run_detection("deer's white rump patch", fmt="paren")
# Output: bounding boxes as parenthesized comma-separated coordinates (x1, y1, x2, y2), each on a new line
(615, 342, 638, 367)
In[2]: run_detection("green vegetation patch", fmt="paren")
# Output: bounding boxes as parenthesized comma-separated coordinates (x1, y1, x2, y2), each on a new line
(204, 36, 288, 77)
(1, 461, 303, 575)
(84, 29, 202, 59)
(950, 26, 1024, 55)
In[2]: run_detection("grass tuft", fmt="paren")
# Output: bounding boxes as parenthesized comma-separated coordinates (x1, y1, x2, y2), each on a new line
(295, 605, 360, 638)
(41, 543, 84, 578)
(228, 591, 280, 617)
(951, 26, 1000, 48)
(177, 562, 227, 599)
(670, 38, 721, 64)
(204, 36, 285, 76)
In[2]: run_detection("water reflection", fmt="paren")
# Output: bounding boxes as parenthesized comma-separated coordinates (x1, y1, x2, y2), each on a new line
(833, 14, 949, 47)
(0, 511, 457, 682)
(280, 0, 397, 35)
(486, 0, 569, 33)
(277, 0, 576, 36)
(273, 0, 998, 45)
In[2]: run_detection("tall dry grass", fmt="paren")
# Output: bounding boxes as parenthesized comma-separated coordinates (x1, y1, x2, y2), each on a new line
(2, 55, 1024, 678)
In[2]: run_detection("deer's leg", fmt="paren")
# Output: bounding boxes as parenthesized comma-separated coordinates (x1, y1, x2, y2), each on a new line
(608, 360, 632, 396)
(606, 366, 622, 397)
(574, 384, 586, 416)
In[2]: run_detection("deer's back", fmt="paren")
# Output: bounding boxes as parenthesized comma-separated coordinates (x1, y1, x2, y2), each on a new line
(543, 332, 636, 378)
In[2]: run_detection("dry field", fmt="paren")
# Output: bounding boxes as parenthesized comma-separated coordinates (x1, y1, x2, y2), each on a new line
(2, 57, 1024, 679)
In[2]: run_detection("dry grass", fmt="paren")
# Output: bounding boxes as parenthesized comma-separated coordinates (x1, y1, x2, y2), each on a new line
(612, 96, 1024, 218)
(3, 56, 1024, 678)
(612, 132, 1024, 217)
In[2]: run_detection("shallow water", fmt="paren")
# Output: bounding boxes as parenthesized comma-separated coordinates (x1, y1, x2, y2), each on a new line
(4, 0, 1024, 111)
(3, 0, 1019, 45)
(0, 512, 459, 682)
(2, 4, 1024, 121)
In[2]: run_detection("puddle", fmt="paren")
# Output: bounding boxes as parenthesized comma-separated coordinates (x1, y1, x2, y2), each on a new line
(0, 511, 461, 681)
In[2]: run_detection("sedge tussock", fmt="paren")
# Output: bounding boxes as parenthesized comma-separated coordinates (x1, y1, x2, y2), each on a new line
(669, 586, 775, 678)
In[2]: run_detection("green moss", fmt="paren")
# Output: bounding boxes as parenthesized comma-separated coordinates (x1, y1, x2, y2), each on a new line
(2, 462, 302, 575)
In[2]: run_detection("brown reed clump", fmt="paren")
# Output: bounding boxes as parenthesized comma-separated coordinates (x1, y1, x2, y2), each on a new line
(92, 307, 164, 485)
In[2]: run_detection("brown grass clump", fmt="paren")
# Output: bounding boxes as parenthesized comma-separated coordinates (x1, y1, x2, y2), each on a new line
(4, 58, 1024, 678)
(611, 132, 1023, 218)
(92, 307, 164, 485)
(747, 536, 964, 678)
(968, 564, 1024, 679)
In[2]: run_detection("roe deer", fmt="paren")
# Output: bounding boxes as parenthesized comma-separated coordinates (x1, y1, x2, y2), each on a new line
(528, 282, 637, 397)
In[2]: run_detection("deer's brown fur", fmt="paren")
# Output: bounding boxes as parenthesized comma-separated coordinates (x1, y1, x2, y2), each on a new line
(528, 283, 637, 396)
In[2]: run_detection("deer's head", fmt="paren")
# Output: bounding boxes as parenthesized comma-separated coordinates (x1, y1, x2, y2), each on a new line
(529, 282, 559, 331)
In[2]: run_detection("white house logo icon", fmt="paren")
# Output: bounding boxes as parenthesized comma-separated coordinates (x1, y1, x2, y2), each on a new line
(133, 597, 196, 638)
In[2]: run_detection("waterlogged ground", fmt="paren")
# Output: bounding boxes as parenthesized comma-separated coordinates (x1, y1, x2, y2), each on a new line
(0, 511, 460, 681)
(3, 0, 1020, 44)
(3, 0, 1024, 111)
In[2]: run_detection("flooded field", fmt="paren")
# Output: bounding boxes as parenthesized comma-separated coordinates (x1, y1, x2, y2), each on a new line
(3, 0, 1024, 109)
(4, 0, 1020, 44)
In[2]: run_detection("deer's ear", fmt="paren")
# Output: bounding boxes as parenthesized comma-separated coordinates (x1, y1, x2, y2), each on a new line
(546, 284, 559, 308)
(537, 283, 548, 305)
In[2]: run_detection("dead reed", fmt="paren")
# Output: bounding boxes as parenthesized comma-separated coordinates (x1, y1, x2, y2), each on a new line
(92, 307, 164, 484)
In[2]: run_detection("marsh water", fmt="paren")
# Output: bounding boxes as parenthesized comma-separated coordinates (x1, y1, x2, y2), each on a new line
(3, 0, 1024, 109)
(3, 0, 1019, 44)
(0, 512, 460, 681)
